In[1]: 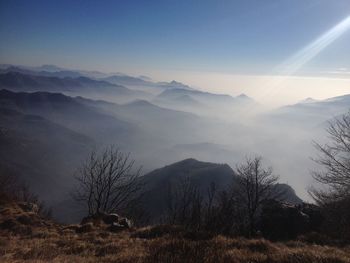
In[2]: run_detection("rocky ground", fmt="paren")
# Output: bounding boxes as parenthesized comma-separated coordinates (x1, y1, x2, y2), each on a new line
(1, 202, 350, 263)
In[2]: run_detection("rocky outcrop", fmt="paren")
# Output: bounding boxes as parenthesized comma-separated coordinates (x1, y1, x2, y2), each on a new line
(18, 202, 39, 213)
(258, 200, 322, 240)
(0, 202, 54, 235)
(79, 212, 132, 233)
(0, 201, 133, 236)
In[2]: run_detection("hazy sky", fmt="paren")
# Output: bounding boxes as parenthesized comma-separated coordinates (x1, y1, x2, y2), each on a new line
(1, 0, 350, 106)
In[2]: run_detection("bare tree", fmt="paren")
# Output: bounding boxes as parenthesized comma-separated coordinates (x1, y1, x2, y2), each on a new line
(310, 111, 350, 204)
(0, 166, 52, 218)
(73, 146, 142, 216)
(0, 166, 39, 203)
(233, 156, 280, 236)
(165, 177, 203, 230)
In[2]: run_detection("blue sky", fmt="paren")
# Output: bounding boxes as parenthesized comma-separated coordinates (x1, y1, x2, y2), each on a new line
(1, 0, 350, 74)
(1, 0, 350, 105)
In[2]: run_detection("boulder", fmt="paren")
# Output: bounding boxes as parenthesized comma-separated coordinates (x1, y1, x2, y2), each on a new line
(118, 217, 132, 229)
(79, 212, 132, 233)
(102, 213, 120, 225)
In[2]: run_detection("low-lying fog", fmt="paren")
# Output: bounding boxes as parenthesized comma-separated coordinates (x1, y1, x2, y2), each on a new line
(79, 81, 348, 202)
(1, 67, 349, 204)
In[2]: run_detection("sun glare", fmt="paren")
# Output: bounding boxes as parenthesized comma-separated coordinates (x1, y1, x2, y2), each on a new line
(252, 15, 350, 107)
(279, 15, 350, 75)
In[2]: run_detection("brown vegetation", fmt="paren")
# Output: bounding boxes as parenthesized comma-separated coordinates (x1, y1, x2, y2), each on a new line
(1, 202, 350, 263)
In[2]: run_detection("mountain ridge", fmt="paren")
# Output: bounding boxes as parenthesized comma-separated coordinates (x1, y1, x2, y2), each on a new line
(140, 158, 303, 223)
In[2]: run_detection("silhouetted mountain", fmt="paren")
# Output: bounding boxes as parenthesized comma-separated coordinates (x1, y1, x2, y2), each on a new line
(1, 66, 84, 78)
(0, 64, 114, 78)
(156, 80, 194, 90)
(272, 184, 303, 204)
(236, 93, 255, 103)
(0, 65, 87, 78)
(162, 142, 240, 164)
(0, 64, 198, 95)
(0, 72, 138, 99)
(76, 96, 199, 125)
(298, 97, 318, 104)
(155, 88, 258, 118)
(0, 107, 93, 201)
(279, 94, 350, 114)
(265, 93, 350, 128)
(140, 158, 302, 223)
(120, 99, 198, 121)
(103, 76, 197, 96)
(157, 88, 235, 104)
(103, 74, 153, 86)
(0, 89, 136, 144)
(140, 158, 235, 221)
(152, 93, 206, 113)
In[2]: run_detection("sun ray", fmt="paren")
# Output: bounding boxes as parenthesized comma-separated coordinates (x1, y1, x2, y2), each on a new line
(278, 15, 350, 76)
(250, 15, 350, 109)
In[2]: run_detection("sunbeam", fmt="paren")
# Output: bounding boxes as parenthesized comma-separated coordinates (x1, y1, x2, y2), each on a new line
(278, 15, 350, 75)
(251, 15, 350, 109)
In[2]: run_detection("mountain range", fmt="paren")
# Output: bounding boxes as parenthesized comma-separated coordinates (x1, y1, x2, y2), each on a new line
(1, 64, 349, 222)
(0, 71, 144, 101)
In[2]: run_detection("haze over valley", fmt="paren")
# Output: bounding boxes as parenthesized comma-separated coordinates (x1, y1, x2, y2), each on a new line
(1, 2, 350, 261)
(1, 63, 349, 209)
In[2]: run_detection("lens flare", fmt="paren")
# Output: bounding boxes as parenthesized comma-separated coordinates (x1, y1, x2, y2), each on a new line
(278, 15, 350, 76)
(249, 15, 350, 110)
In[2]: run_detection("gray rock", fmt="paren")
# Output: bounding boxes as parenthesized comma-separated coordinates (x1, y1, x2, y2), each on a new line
(103, 213, 120, 225)
(118, 217, 132, 228)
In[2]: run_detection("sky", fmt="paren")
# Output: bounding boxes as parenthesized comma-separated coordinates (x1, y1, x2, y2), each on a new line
(1, 0, 350, 106)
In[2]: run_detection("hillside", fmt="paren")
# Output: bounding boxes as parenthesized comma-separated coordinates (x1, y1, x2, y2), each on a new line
(1, 201, 350, 263)
(0, 107, 93, 201)
(76, 96, 211, 147)
(0, 66, 84, 78)
(154, 88, 258, 118)
(102, 74, 154, 87)
(0, 89, 136, 144)
(0, 90, 141, 206)
(140, 159, 302, 223)
(0, 72, 145, 101)
(157, 88, 236, 105)
(264, 94, 350, 128)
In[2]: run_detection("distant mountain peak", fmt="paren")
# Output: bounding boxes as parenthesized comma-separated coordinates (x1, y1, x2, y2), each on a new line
(236, 93, 250, 99)
(299, 97, 317, 104)
(174, 158, 200, 165)
(157, 80, 194, 91)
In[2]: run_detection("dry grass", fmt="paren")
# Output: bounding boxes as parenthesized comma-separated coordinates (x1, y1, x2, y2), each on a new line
(1, 203, 350, 262)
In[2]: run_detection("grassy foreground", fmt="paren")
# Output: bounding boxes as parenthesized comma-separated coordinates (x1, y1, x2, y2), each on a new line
(1, 203, 350, 263)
